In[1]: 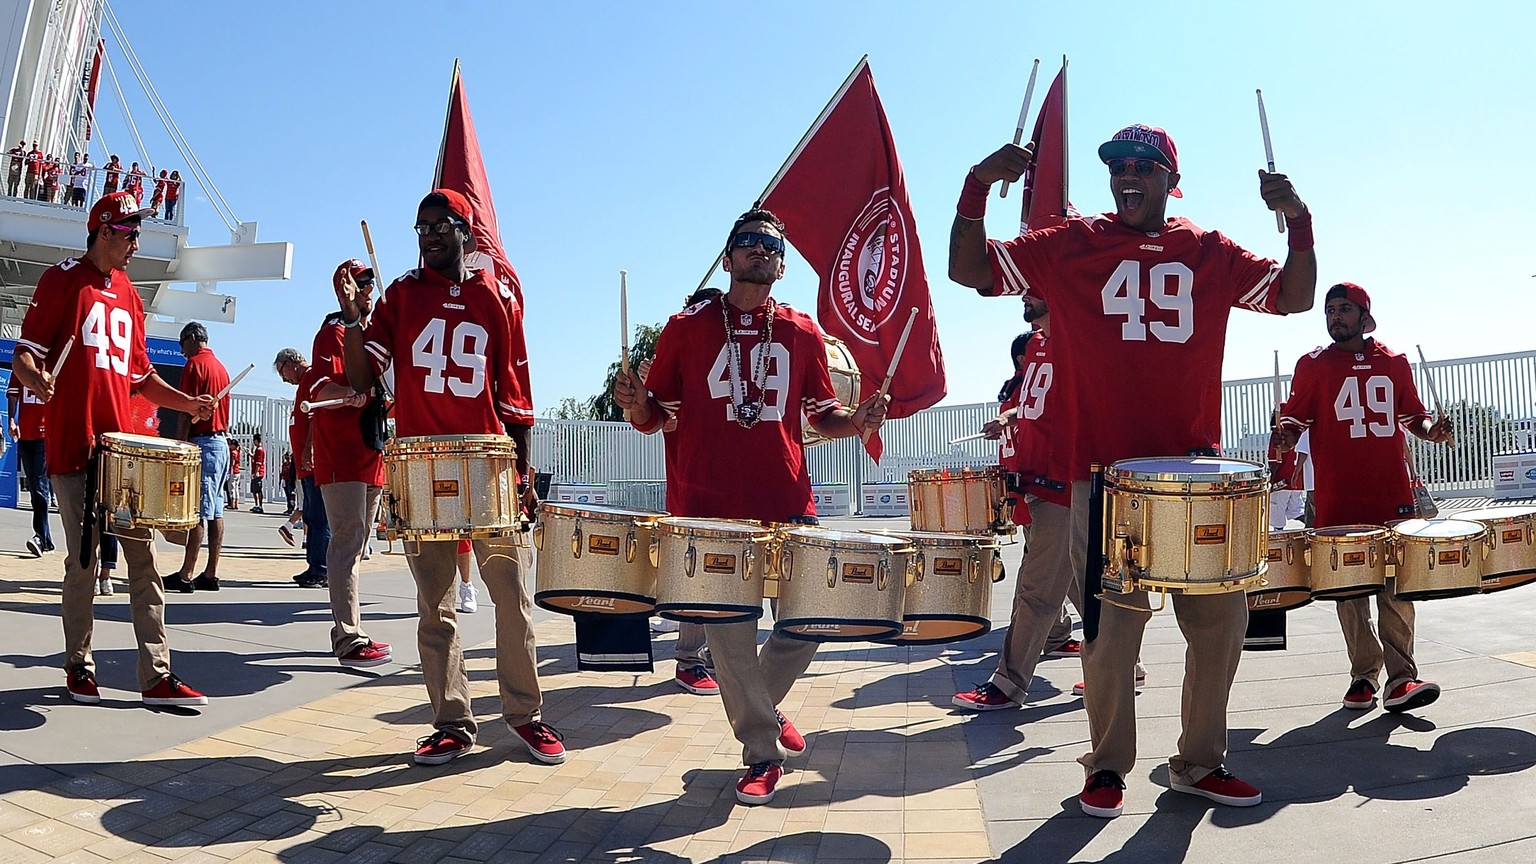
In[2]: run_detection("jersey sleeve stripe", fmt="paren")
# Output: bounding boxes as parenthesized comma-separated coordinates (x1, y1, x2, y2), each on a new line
(988, 239, 1030, 296)
(656, 399, 681, 412)
(15, 338, 48, 359)
(1236, 267, 1282, 311)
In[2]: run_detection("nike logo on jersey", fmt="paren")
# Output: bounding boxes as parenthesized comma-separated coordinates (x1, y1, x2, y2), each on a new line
(442, 302, 465, 310)
(516, 358, 529, 366)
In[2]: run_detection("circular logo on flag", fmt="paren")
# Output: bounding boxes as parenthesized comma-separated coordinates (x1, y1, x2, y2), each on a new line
(832, 189, 907, 344)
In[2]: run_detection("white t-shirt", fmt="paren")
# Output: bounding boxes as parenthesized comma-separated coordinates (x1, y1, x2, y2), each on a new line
(1295, 429, 1314, 491)
(69, 162, 90, 188)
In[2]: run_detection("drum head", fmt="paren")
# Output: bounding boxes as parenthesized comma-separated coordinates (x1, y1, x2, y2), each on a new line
(1309, 524, 1388, 540)
(783, 527, 910, 549)
(868, 528, 996, 548)
(1391, 518, 1485, 538)
(540, 502, 666, 520)
(657, 517, 767, 538)
(1455, 506, 1536, 522)
(1110, 456, 1266, 483)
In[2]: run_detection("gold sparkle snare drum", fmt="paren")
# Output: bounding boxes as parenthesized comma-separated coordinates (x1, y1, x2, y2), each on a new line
(97, 432, 200, 534)
(803, 335, 861, 448)
(908, 465, 1015, 536)
(383, 434, 523, 542)
(533, 503, 665, 615)
(1305, 525, 1388, 600)
(654, 518, 773, 623)
(870, 529, 1004, 645)
(1390, 518, 1489, 601)
(1249, 527, 1312, 612)
(1453, 506, 1536, 593)
(775, 528, 912, 642)
(1103, 457, 1268, 596)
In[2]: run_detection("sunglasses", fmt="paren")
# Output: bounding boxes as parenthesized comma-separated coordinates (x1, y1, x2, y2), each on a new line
(1107, 158, 1167, 177)
(729, 231, 786, 255)
(413, 219, 464, 237)
(107, 223, 141, 241)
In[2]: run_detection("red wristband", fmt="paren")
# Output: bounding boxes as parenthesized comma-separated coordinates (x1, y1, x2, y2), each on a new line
(1286, 210, 1314, 251)
(957, 168, 989, 221)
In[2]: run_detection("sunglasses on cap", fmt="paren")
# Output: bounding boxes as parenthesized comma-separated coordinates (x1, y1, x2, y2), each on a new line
(413, 219, 465, 237)
(728, 231, 786, 255)
(1107, 158, 1167, 177)
(106, 223, 141, 241)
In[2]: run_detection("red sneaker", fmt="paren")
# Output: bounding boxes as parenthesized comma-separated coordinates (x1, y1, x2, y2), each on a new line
(775, 709, 806, 756)
(735, 761, 783, 805)
(339, 644, 391, 668)
(1079, 770, 1125, 818)
(1072, 672, 1146, 696)
(512, 721, 567, 764)
(66, 668, 100, 704)
(413, 730, 471, 765)
(952, 682, 1020, 712)
(1170, 766, 1262, 807)
(368, 640, 392, 655)
(1342, 679, 1377, 710)
(142, 674, 207, 707)
(676, 664, 720, 695)
(1044, 638, 1082, 658)
(1384, 679, 1440, 713)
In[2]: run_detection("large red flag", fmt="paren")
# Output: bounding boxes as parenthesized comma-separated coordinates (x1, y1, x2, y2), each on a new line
(1018, 61, 1073, 235)
(432, 61, 535, 423)
(760, 58, 946, 461)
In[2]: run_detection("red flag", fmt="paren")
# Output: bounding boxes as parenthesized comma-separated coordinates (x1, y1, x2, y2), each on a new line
(760, 58, 946, 461)
(85, 40, 104, 141)
(1019, 61, 1073, 235)
(433, 61, 536, 422)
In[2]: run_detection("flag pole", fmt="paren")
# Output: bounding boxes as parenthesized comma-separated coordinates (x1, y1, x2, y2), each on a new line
(693, 55, 871, 295)
(432, 59, 460, 188)
(1059, 56, 1069, 220)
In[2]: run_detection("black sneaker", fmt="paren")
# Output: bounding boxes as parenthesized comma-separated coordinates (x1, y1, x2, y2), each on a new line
(192, 573, 221, 592)
(251, 506, 265, 514)
(162, 574, 195, 594)
(294, 572, 328, 589)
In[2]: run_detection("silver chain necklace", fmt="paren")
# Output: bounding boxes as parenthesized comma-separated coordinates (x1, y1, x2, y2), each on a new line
(720, 294, 776, 428)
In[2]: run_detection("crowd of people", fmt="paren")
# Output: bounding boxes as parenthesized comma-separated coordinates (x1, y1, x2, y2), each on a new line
(6, 141, 181, 218)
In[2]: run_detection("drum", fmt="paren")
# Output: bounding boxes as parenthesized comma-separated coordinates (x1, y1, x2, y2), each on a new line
(803, 335, 861, 448)
(1306, 525, 1389, 600)
(1249, 527, 1311, 612)
(654, 518, 774, 623)
(1453, 506, 1536, 592)
(97, 432, 200, 534)
(775, 528, 912, 641)
(869, 529, 1004, 644)
(1390, 518, 1489, 601)
(908, 465, 1014, 536)
(383, 434, 523, 542)
(533, 503, 666, 615)
(1103, 457, 1268, 595)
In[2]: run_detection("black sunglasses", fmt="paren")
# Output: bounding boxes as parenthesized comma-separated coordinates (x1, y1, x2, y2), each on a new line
(729, 231, 786, 255)
(413, 219, 464, 237)
(106, 223, 142, 242)
(1107, 158, 1166, 177)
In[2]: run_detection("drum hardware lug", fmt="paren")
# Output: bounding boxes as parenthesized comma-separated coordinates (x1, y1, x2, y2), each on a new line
(532, 520, 545, 551)
(685, 537, 696, 577)
(827, 554, 838, 589)
(571, 521, 583, 559)
(1331, 545, 1339, 570)
(968, 550, 981, 584)
(991, 555, 1006, 583)
(742, 543, 755, 581)
(877, 553, 889, 591)
(1426, 545, 1435, 571)
(648, 534, 660, 568)
(1461, 543, 1472, 568)
(781, 545, 793, 581)
(625, 528, 638, 564)
(913, 550, 925, 582)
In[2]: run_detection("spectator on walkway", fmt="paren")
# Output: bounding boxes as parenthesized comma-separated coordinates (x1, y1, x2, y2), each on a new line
(24, 143, 41, 198)
(280, 451, 297, 514)
(40, 154, 60, 202)
(151, 170, 167, 217)
(226, 437, 242, 510)
(102, 155, 122, 194)
(68, 154, 91, 206)
(250, 433, 267, 513)
(164, 170, 182, 220)
(275, 346, 329, 587)
(6, 140, 24, 197)
(125, 162, 146, 200)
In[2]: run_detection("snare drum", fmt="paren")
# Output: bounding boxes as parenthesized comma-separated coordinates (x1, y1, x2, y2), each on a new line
(383, 434, 523, 541)
(97, 432, 200, 534)
(1103, 457, 1268, 595)
(869, 529, 1003, 644)
(1249, 528, 1311, 612)
(533, 503, 665, 615)
(1390, 518, 1489, 601)
(1453, 506, 1536, 592)
(654, 518, 773, 623)
(908, 465, 1014, 536)
(803, 336, 861, 448)
(1306, 525, 1388, 600)
(775, 528, 911, 641)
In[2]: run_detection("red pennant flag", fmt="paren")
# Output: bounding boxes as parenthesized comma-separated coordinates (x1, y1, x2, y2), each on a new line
(1019, 61, 1074, 235)
(432, 61, 535, 422)
(85, 40, 104, 141)
(760, 58, 947, 461)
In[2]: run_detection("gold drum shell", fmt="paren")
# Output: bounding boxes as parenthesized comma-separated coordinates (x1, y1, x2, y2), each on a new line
(869, 529, 1002, 644)
(774, 528, 912, 642)
(1454, 506, 1536, 592)
(533, 503, 666, 615)
(1389, 518, 1488, 601)
(384, 434, 523, 541)
(1249, 528, 1312, 612)
(653, 518, 773, 623)
(803, 335, 861, 448)
(1306, 525, 1389, 600)
(907, 465, 1014, 536)
(97, 432, 201, 532)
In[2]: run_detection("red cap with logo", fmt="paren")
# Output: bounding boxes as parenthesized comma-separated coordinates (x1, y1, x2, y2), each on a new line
(88, 190, 153, 228)
(1326, 282, 1376, 333)
(332, 258, 375, 292)
(1098, 124, 1182, 198)
(420, 188, 473, 229)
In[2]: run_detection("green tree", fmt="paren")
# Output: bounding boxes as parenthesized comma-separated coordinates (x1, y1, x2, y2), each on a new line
(587, 323, 662, 422)
(1410, 399, 1520, 485)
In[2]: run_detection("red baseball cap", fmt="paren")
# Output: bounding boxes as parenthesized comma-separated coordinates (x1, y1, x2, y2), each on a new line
(420, 188, 473, 229)
(88, 190, 153, 228)
(1326, 282, 1377, 333)
(332, 258, 374, 292)
(1098, 124, 1182, 198)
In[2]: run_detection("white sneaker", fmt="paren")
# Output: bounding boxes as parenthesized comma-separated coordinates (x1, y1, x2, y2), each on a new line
(456, 581, 478, 613)
(26, 535, 42, 557)
(96, 577, 114, 596)
(362, 542, 373, 561)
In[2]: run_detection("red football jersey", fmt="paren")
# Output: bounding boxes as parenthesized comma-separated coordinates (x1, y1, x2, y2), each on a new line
(253, 445, 266, 477)
(6, 381, 46, 440)
(1279, 340, 1428, 527)
(308, 317, 384, 486)
(643, 296, 840, 521)
(363, 268, 524, 438)
(501, 289, 536, 428)
(987, 214, 1284, 477)
(179, 348, 231, 436)
(18, 256, 154, 475)
(289, 364, 320, 479)
(998, 330, 1069, 509)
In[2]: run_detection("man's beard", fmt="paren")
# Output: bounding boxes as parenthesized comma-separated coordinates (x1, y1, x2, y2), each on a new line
(735, 263, 776, 285)
(1022, 304, 1045, 323)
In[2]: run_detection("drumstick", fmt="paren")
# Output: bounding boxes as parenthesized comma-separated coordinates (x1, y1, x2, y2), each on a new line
(215, 363, 255, 402)
(49, 336, 75, 377)
(949, 431, 988, 445)
(1416, 345, 1456, 447)
(860, 307, 919, 444)
(299, 398, 347, 413)
(1256, 89, 1285, 233)
(619, 270, 632, 422)
(1272, 350, 1283, 419)
(998, 59, 1039, 199)
(360, 219, 385, 301)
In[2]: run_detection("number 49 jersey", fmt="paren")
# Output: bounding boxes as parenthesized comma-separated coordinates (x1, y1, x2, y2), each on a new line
(17, 256, 153, 475)
(1279, 340, 1428, 526)
(987, 214, 1283, 477)
(363, 267, 526, 438)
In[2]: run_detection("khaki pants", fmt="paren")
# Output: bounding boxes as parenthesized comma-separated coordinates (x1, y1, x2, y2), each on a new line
(1336, 589, 1417, 690)
(989, 498, 1083, 702)
(407, 535, 542, 741)
(675, 621, 710, 667)
(54, 472, 170, 690)
(1074, 481, 1248, 784)
(707, 606, 818, 766)
(319, 482, 379, 656)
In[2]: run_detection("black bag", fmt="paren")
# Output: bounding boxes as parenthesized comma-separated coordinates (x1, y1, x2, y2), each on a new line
(359, 385, 391, 452)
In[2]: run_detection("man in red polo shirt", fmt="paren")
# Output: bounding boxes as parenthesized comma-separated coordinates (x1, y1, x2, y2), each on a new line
(165, 321, 231, 593)
(13, 191, 215, 707)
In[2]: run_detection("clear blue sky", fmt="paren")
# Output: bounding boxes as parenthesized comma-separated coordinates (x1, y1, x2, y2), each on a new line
(95, 1, 1534, 405)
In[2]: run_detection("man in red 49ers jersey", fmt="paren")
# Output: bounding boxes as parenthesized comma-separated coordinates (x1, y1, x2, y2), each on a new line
(13, 191, 216, 708)
(335, 189, 565, 768)
(1276, 283, 1451, 715)
(612, 209, 889, 806)
(951, 124, 1317, 818)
